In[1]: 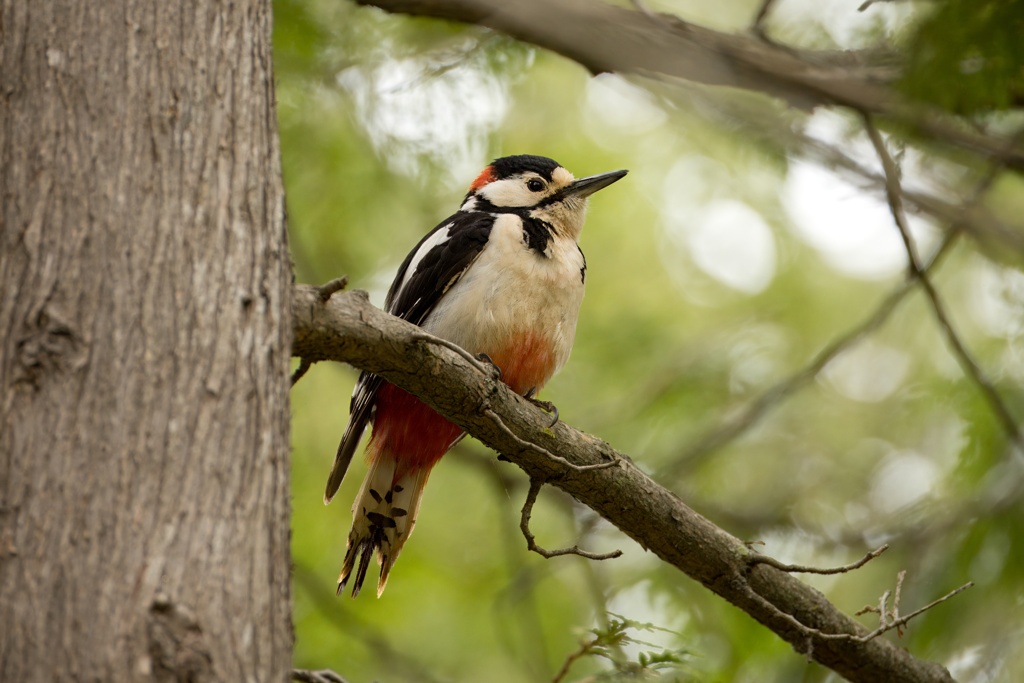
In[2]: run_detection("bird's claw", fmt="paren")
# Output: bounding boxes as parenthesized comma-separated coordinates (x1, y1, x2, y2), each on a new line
(524, 387, 559, 427)
(477, 353, 503, 381)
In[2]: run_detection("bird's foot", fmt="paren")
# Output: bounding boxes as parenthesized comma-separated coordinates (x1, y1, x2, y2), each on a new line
(476, 353, 503, 381)
(523, 387, 559, 427)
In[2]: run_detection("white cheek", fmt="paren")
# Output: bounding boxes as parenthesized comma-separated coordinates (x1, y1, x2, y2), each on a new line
(479, 179, 536, 207)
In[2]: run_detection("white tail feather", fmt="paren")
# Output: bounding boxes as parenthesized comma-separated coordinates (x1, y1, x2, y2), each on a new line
(337, 453, 432, 598)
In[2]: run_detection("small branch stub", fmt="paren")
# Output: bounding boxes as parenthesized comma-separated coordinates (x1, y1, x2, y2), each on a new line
(317, 276, 349, 302)
(291, 358, 313, 386)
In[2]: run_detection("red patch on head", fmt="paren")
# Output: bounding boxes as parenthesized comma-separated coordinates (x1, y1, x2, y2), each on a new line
(469, 165, 497, 192)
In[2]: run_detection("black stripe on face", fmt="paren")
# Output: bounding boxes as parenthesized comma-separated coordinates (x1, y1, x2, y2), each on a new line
(533, 186, 588, 210)
(521, 216, 554, 256)
(460, 196, 555, 257)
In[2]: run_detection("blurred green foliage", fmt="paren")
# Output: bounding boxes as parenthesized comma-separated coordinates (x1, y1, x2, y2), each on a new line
(903, 0, 1024, 113)
(276, 1, 1024, 681)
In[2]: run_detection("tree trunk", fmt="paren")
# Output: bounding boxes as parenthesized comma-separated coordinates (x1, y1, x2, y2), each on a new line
(0, 1, 292, 680)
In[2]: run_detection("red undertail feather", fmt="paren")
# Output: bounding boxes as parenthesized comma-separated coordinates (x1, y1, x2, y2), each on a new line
(338, 331, 558, 597)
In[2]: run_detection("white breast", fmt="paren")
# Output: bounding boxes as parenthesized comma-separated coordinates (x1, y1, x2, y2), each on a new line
(422, 213, 585, 374)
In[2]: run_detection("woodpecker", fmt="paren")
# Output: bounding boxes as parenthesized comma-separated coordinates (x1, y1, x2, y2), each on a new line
(326, 154, 627, 597)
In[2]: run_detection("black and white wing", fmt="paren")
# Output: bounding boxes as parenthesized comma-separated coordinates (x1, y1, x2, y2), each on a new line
(324, 211, 495, 503)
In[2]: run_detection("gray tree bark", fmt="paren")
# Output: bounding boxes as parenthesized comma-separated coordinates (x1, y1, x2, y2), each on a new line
(0, 1, 293, 681)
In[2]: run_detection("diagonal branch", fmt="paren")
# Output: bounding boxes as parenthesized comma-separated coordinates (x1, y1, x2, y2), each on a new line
(292, 283, 959, 683)
(864, 116, 1023, 449)
(356, 0, 1024, 168)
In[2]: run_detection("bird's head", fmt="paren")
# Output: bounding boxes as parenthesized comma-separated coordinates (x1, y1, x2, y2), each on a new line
(461, 155, 627, 240)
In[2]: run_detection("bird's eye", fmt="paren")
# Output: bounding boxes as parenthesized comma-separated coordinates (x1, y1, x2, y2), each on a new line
(526, 178, 545, 192)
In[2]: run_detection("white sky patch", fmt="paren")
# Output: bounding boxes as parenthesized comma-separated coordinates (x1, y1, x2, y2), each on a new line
(869, 450, 939, 514)
(771, 0, 916, 47)
(784, 110, 940, 280)
(783, 158, 941, 281)
(945, 645, 995, 683)
(969, 258, 1024, 339)
(728, 323, 788, 393)
(821, 339, 910, 403)
(584, 74, 668, 134)
(337, 56, 510, 187)
(660, 159, 776, 294)
(687, 200, 776, 293)
(784, 159, 909, 279)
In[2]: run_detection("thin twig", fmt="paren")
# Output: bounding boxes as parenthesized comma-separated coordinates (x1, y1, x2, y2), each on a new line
(292, 669, 351, 683)
(663, 140, 1007, 482)
(854, 571, 907, 638)
(317, 276, 349, 302)
(381, 34, 502, 94)
(484, 408, 618, 473)
(750, 544, 889, 575)
(752, 0, 778, 39)
(551, 636, 597, 683)
(893, 570, 906, 635)
(855, 589, 890, 628)
(744, 574, 973, 647)
(629, 0, 660, 22)
(520, 479, 623, 561)
(839, 581, 974, 643)
(291, 358, 313, 386)
(410, 333, 495, 377)
(738, 585, 819, 655)
(858, 0, 913, 11)
(864, 115, 1023, 449)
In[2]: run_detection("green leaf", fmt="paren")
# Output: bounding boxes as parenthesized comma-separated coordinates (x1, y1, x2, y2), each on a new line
(903, 0, 1024, 113)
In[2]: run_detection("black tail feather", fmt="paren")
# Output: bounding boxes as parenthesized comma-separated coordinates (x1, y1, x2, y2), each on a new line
(337, 526, 386, 598)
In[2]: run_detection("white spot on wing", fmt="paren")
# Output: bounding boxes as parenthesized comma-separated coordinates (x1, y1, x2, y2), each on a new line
(397, 224, 453, 297)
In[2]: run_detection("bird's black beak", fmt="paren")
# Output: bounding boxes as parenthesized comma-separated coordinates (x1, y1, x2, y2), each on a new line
(564, 169, 628, 198)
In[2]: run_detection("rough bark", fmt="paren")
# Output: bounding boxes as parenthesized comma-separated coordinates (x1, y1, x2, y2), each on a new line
(0, 2, 292, 681)
(292, 285, 956, 683)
